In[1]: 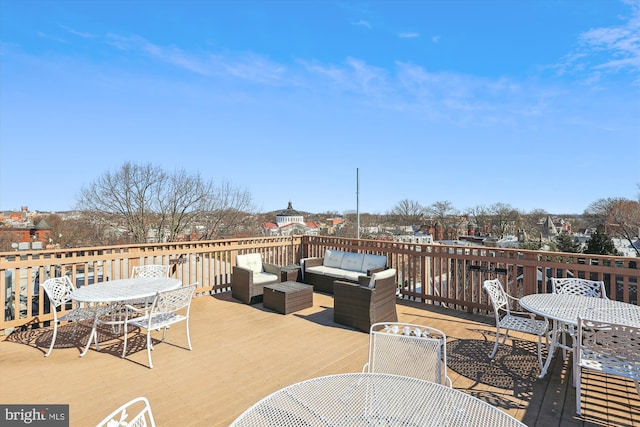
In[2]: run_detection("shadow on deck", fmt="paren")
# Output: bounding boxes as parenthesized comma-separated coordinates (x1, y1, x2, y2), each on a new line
(1, 291, 638, 426)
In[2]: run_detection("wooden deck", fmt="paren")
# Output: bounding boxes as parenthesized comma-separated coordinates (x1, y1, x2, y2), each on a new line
(1, 291, 638, 426)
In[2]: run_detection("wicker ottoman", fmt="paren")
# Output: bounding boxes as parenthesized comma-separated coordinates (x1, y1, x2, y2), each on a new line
(263, 281, 313, 314)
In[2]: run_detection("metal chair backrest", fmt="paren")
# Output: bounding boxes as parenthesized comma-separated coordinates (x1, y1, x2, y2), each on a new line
(131, 264, 169, 279)
(577, 318, 640, 376)
(96, 396, 156, 427)
(365, 322, 451, 386)
(483, 278, 511, 317)
(148, 284, 196, 322)
(551, 278, 607, 299)
(575, 317, 640, 414)
(41, 276, 76, 311)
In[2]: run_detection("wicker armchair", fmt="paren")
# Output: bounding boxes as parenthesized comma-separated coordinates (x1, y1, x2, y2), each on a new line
(232, 253, 282, 305)
(333, 268, 397, 332)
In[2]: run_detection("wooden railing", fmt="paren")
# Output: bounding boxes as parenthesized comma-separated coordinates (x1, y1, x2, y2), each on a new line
(1, 235, 637, 332)
(1, 236, 303, 331)
(301, 236, 638, 312)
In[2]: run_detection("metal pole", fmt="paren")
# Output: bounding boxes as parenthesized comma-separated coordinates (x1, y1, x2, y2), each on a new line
(356, 168, 360, 240)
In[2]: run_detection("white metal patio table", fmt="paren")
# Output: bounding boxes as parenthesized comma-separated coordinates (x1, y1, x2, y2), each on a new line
(230, 372, 526, 426)
(71, 277, 181, 356)
(520, 293, 640, 378)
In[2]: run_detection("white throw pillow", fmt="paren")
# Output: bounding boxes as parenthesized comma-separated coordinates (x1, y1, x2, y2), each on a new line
(340, 252, 364, 272)
(361, 254, 387, 273)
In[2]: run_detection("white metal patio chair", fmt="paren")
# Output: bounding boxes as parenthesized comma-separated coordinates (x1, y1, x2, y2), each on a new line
(483, 279, 549, 371)
(41, 276, 99, 357)
(95, 396, 156, 427)
(550, 277, 608, 360)
(131, 264, 170, 279)
(575, 317, 640, 415)
(551, 277, 608, 299)
(363, 322, 452, 386)
(127, 264, 171, 309)
(91, 264, 170, 337)
(122, 283, 197, 368)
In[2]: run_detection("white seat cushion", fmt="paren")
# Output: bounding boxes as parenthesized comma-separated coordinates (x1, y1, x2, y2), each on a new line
(341, 270, 365, 282)
(306, 266, 346, 278)
(252, 272, 278, 284)
(237, 253, 263, 274)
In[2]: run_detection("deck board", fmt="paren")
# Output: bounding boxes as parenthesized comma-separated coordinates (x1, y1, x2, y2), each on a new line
(1, 291, 638, 426)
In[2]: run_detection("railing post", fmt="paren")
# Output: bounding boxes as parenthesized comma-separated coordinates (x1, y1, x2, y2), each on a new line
(522, 252, 538, 295)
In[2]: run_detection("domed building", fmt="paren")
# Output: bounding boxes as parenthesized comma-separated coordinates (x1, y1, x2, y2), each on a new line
(263, 202, 319, 236)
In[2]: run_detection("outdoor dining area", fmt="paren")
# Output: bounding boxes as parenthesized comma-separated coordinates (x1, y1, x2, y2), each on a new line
(1, 236, 639, 426)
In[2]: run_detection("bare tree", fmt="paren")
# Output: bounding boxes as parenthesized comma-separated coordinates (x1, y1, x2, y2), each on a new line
(77, 163, 256, 243)
(0, 232, 15, 252)
(338, 211, 358, 238)
(426, 200, 463, 239)
(465, 205, 491, 236)
(358, 212, 384, 238)
(197, 180, 259, 239)
(386, 199, 425, 227)
(156, 169, 212, 242)
(521, 208, 549, 241)
(583, 198, 611, 229)
(78, 163, 166, 243)
(585, 197, 640, 256)
(487, 203, 522, 238)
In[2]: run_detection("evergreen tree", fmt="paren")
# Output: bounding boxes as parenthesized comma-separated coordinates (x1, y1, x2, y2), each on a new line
(555, 233, 582, 253)
(584, 227, 618, 255)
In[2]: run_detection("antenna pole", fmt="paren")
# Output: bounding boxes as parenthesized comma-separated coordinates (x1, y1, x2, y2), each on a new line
(356, 168, 360, 240)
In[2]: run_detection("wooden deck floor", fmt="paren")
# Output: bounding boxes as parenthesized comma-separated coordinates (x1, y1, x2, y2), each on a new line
(1, 291, 638, 426)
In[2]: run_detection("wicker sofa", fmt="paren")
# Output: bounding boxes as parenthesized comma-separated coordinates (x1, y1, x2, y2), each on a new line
(333, 268, 398, 332)
(301, 249, 387, 294)
(231, 253, 282, 305)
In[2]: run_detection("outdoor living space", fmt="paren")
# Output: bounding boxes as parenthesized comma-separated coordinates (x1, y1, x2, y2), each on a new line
(1, 290, 638, 427)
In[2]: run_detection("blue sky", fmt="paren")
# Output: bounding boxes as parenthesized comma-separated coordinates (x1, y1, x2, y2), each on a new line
(1, 0, 639, 216)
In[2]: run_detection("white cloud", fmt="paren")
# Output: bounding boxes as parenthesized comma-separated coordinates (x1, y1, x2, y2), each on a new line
(399, 32, 419, 39)
(301, 57, 388, 97)
(555, 0, 640, 82)
(60, 25, 96, 39)
(581, 25, 640, 73)
(104, 34, 286, 83)
(214, 52, 287, 84)
(37, 32, 66, 43)
(351, 20, 372, 29)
